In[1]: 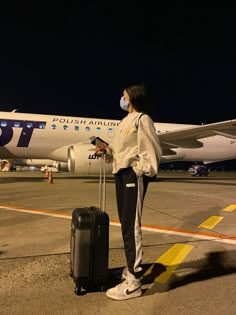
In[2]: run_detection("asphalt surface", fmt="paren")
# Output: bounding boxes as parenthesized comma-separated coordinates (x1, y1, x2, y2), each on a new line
(1, 170, 236, 315)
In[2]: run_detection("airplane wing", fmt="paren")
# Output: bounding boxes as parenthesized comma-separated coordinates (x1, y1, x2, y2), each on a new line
(158, 119, 236, 155)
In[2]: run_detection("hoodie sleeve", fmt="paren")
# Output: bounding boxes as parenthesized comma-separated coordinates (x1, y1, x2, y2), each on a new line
(132, 114, 162, 177)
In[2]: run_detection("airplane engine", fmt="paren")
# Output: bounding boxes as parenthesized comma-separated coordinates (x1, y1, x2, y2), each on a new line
(68, 143, 112, 175)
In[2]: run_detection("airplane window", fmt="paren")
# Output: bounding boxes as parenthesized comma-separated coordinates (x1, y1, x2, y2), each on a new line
(14, 122, 21, 127)
(27, 123, 33, 128)
(96, 127, 101, 132)
(0, 121, 7, 127)
(74, 126, 79, 131)
(85, 127, 90, 131)
(63, 125, 69, 130)
(51, 124, 56, 129)
(39, 123, 45, 129)
(108, 127, 114, 137)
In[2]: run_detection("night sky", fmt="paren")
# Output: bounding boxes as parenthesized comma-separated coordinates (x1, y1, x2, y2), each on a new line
(0, 3, 236, 125)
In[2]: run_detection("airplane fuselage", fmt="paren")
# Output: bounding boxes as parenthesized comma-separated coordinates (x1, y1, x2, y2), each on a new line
(1, 111, 236, 175)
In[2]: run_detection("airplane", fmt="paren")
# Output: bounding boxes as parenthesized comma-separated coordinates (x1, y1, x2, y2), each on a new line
(1, 110, 236, 175)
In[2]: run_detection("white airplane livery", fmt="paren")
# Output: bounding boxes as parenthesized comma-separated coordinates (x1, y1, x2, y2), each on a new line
(1, 110, 236, 175)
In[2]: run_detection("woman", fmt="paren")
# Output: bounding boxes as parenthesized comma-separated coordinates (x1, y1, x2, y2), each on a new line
(97, 82, 162, 300)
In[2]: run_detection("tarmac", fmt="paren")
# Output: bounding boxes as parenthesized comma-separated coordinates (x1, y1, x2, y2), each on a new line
(1, 170, 236, 315)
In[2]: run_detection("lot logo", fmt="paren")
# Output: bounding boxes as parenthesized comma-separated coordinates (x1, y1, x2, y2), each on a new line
(0, 119, 47, 147)
(88, 154, 99, 160)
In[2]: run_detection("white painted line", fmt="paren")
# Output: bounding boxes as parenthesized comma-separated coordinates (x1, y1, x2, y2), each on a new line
(1, 205, 236, 245)
(141, 225, 236, 245)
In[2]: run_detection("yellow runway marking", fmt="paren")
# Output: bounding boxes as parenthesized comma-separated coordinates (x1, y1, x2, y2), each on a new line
(144, 244, 193, 284)
(198, 216, 223, 229)
(223, 204, 236, 212)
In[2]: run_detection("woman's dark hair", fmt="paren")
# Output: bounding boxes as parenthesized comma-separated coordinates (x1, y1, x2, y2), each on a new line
(125, 82, 149, 113)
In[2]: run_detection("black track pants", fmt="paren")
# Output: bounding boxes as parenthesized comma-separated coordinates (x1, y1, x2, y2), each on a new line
(114, 167, 149, 278)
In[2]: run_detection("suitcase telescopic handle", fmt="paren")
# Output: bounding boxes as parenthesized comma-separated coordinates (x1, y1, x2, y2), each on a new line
(99, 154, 106, 212)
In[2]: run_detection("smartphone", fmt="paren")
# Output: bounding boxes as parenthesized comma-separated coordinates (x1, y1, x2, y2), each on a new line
(89, 136, 109, 149)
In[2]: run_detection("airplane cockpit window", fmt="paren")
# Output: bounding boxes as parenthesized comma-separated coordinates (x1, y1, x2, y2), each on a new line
(63, 125, 69, 130)
(27, 123, 33, 128)
(74, 126, 79, 131)
(96, 127, 101, 132)
(39, 123, 45, 129)
(0, 121, 7, 127)
(85, 127, 90, 131)
(51, 124, 56, 129)
(14, 122, 21, 128)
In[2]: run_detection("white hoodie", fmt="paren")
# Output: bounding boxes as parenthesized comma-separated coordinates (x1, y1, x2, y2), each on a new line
(107, 112, 162, 177)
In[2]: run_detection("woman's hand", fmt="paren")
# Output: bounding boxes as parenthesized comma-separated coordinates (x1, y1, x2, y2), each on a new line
(95, 147, 106, 156)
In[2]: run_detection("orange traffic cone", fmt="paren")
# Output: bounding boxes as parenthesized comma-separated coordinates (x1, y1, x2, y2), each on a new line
(48, 171, 53, 184)
(45, 170, 49, 178)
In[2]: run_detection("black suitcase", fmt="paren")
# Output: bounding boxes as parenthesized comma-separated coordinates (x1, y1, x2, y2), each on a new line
(70, 157, 109, 295)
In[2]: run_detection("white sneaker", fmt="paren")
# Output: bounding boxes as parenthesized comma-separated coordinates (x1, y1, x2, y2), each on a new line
(106, 272, 142, 301)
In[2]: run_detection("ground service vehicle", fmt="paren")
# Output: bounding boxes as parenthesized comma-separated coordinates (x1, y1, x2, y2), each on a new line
(40, 164, 59, 173)
(188, 165, 209, 176)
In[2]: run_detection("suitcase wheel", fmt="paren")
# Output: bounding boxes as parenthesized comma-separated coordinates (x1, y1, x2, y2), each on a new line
(74, 285, 87, 296)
